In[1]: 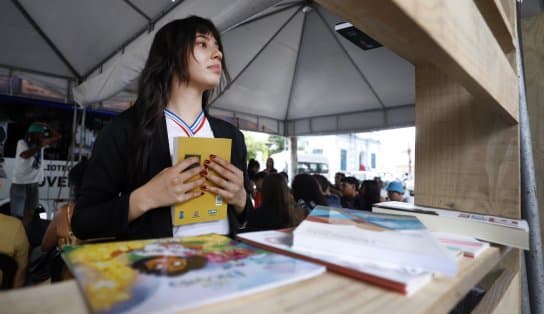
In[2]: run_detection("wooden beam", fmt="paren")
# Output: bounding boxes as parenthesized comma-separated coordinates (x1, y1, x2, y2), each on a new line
(415, 64, 520, 218)
(475, 0, 516, 54)
(317, 0, 519, 124)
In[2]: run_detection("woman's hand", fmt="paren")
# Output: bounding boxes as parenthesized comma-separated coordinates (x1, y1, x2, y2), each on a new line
(128, 157, 206, 221)
(201, 155, 247, 214)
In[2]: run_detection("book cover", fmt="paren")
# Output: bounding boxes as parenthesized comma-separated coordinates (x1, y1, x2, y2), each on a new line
(62, 234, 325, 314)
(293, 206, 458, 276)
(433, 232, 490, 258)
(372, 201, 529, 250)
(237, 229, 432, 296)
(171, 137, 231, 226)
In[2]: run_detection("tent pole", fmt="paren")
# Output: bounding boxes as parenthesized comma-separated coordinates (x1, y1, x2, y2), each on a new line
(516, 1, 544, 313)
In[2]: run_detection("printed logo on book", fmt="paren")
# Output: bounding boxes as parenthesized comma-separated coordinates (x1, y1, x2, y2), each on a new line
(178, 211, 184, 219)
(208, 209, 218, 216)
(215, 195, 223, 206)
(193, 211, 200, 218)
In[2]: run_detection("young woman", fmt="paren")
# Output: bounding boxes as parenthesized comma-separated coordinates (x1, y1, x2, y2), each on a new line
(72, 16, 251, 240)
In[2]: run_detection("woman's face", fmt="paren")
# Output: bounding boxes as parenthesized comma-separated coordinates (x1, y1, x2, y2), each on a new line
(188, 32, 223, 90)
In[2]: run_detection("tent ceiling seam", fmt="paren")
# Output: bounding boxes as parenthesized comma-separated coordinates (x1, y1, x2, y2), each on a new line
(11, 0, 81, 81)
(123, 0, 151, 21)
(82, 0, 186, 80)
(314, 7, 387, 110)
(209, 5, 302, 105)
(226, 1, 304, 32)
(283, 7, 307, 123)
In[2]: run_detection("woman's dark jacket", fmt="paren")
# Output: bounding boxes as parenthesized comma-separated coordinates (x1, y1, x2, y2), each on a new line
(72, 107, 251, 240)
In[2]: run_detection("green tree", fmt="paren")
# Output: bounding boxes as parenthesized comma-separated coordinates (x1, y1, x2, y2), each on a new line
(268, 135, 285, 155)
(243, 131, 269, 161)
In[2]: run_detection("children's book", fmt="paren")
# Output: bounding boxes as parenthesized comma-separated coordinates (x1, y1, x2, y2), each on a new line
(63, 234, 325, 314)
(372, 201, 529, 250)
(237, 229, 432, 296)
(433, 232, 490, 258)
(171, 137, 231, 226)
(293, 206, 458, 276)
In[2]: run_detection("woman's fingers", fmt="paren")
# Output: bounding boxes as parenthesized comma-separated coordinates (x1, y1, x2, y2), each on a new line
(205, 155, 243, 185)
(172, 156, 201, 173)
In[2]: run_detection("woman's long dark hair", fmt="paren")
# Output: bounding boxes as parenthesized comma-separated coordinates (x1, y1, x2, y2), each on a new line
(260, 174, 304, 227)
(291, 174, 328, 207)
(134, 16, 230, 174)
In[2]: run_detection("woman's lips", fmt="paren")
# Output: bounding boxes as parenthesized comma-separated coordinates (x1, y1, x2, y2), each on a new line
(208, 64, 221, 74)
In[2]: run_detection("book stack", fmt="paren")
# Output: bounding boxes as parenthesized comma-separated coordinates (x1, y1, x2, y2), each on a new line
(239, 206, 460, 295)
(372, 201, 529, 250)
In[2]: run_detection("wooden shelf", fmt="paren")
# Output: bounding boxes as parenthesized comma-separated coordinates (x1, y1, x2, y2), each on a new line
(0, 247, 516, 314)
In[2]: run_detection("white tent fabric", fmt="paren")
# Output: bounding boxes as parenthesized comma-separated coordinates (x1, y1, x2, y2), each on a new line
(2, 1, 541, 135)
(209, 2, 415, 135)
(73, 0, 282, 106)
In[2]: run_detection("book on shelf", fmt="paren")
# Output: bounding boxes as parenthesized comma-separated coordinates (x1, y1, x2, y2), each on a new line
(433, 232, 490, 258)
(372, 201, 529, 250)
(292, 206, 458, 276)
(171, 137, 231, 226)
(237, 229, 432, 296)
(62, 234, 325, 314)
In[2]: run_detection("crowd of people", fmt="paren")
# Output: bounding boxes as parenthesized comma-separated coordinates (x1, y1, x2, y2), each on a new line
(244, 157, 411, 232)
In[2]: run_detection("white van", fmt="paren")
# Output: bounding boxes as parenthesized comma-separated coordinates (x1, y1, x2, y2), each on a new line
(270, 151, 329, 176)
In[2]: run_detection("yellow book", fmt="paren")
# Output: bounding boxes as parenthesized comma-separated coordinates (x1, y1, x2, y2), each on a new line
(171, 137, 231, 226)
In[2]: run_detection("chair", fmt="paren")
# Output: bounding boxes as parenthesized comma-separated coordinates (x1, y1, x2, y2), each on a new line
(0, 253, 18, 290)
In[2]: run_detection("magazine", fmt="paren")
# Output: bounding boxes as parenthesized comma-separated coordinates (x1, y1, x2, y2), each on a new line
(293, 206, 458, 276)
(237, 229, 432, 295)
(63, 234, 325, 314)
(372, 201, 529, 250)
(171, 137, 231, 226)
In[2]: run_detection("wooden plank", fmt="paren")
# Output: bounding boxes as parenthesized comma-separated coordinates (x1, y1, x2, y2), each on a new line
(475, 0, 516, 54)
(415, 64, 520, 218)
(473, 249, 520, 314)
(0, 247, 509, 314)
(522, 14, 544, 253)
(317, 0, 519, 124)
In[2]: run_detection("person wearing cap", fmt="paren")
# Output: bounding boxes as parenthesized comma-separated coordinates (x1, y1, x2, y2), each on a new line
(10, 122, 61, 226)
(386, 180, 408, 202)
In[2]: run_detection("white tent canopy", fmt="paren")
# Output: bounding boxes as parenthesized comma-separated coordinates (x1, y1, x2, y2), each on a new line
(1, 0, 542, 135)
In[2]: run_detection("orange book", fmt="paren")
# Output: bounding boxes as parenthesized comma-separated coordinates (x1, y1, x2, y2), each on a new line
(171, 137, 231, 226)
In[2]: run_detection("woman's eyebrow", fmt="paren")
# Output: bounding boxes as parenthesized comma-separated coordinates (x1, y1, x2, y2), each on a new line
(196, 33, 219, 46)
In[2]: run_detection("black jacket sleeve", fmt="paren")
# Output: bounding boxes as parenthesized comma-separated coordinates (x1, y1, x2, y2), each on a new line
(71, 115, 133, 240)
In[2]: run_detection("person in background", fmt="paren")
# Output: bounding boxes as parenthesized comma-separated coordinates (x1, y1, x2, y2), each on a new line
(340, 176, 361, 209)
(252, 171, 267, 208)
(264, 157, 277, 174)
(331, 172, 345, 197)
(243, 174, 305, 232)
(291, 174, 328, 214)
(246, 158, 260, 197)
(10, 122, 61, 227)
(386, 181, 408, 202)
(0, 211, 29, 288)
(72, 16, 251, 241)
(358, 180, 381, 211)
(313, 174, 341, 208)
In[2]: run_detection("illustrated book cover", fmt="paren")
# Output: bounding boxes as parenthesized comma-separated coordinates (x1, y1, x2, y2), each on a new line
(171, 137, 231, 226)
(63, 234, 325, 314)
(237, 229, 432, 295)
(292, 206, 458, 276)
(372, 201, 529, 250)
